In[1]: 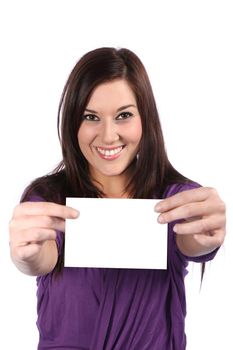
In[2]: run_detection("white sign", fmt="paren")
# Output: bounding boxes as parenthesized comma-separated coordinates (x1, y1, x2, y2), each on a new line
(65, 198, 167, 269)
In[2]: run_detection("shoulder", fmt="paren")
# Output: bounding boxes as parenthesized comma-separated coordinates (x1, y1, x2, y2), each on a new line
(21, 170, 66, 204)
(162, 181, 201, 199)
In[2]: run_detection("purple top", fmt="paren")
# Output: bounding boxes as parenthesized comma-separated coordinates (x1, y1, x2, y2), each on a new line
(31, 183, 218, 349)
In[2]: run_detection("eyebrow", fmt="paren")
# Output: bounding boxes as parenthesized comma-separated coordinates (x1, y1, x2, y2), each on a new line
(84, 104, 137, 114)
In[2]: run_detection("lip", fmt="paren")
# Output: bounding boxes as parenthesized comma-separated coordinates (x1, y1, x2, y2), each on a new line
(95, 145, 125, 160)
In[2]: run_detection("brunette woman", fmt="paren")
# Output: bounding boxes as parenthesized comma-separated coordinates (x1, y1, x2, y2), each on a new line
(9, 47, 226, 349)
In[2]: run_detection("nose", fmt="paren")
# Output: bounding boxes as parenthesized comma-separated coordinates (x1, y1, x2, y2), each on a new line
(101, 119, 119, 144)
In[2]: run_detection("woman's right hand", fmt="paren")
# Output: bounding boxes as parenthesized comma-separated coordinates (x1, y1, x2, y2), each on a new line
(9, 202, 79, 275)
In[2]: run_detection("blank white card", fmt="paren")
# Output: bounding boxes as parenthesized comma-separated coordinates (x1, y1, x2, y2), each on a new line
(65, 198, 167, 269)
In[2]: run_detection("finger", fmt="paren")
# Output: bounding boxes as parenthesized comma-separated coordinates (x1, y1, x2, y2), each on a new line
(155, 187, 216, 212)
(157, 200, 219, 224)
(10, 228, 57, 247)
(13, 202, 79, 220)
(173, 214, 225, 235)
(10, 215, 66, 233)
(193, 229, 225, 248)
(12, 243, 45, 262)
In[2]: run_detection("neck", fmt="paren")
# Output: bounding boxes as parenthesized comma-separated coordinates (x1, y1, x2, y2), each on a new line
(92, 173, 130, 198)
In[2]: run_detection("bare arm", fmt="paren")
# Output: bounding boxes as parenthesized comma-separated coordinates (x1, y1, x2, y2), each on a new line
(9, 202, 79, 276)
(155, 187, 226, 257)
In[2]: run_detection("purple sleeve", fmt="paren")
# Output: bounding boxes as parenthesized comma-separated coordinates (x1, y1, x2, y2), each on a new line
(165, 183, 219, 264)
(23, 194, 64, 257)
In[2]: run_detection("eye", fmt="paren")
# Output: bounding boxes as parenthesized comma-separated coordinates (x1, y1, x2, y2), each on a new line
(83, 114, 99, 121)
(116, 112, 133, 120)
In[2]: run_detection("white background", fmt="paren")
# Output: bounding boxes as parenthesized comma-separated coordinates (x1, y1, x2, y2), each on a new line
(0, 1, 232, 349)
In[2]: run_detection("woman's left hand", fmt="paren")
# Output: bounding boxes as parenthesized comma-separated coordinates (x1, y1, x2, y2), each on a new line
(155, 187, 226, 256)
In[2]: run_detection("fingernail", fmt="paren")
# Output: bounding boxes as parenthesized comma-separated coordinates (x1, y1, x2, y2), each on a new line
(157, 215, 165, 223)
(154, 204, 162, 212)
(71, 210, 79, 218)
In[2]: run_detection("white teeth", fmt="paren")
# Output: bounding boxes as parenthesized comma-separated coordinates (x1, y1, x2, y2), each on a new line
(97, 146, 123, 156)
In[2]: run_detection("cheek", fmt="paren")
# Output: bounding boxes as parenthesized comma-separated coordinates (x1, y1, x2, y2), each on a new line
(77, 124, 95, 148)
(128, 119, 142, 144)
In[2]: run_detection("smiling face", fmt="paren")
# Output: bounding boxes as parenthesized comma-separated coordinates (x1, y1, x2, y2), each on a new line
(77, 79, 142, 188)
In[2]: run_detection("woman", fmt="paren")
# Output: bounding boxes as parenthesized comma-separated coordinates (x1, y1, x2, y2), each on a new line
(9, 47, 226, 349)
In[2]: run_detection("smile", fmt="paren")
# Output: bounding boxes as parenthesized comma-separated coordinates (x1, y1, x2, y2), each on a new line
(96, 146, 124, 159)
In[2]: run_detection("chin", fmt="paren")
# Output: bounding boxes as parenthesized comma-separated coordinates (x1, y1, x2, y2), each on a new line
(101, 171, 124, 177)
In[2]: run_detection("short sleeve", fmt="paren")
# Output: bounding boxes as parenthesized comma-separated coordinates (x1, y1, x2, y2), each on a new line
(165, 182, 219, 265)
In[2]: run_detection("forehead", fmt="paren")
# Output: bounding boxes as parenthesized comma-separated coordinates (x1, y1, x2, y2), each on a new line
(86, 79, 137, 109)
